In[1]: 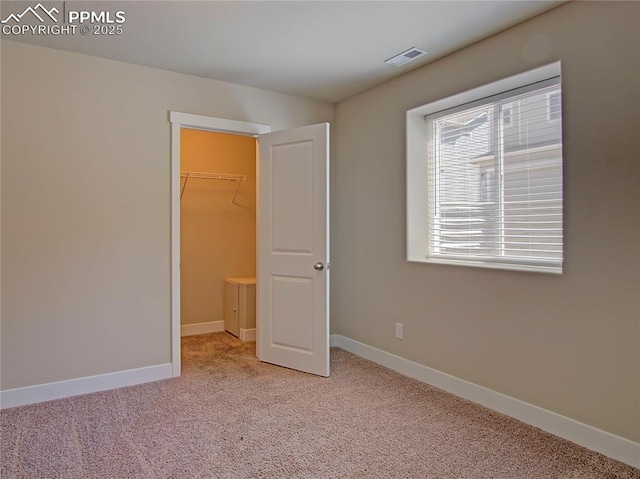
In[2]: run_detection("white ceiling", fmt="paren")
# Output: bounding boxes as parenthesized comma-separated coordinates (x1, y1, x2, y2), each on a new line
(2, 1, 564, 103)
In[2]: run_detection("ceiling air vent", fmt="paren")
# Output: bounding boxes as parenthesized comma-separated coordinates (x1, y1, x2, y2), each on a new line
(384, 47, 429, 67)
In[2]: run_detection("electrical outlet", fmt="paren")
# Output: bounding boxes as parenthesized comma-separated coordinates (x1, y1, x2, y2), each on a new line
(395, 322, 404, 340)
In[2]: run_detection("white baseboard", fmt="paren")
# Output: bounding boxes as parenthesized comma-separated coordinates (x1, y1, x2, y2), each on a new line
(330, 334, 640, 469)
(181, 320, 224, 337)
(240, 328, 256, 342)
(0, 363, 173, 409)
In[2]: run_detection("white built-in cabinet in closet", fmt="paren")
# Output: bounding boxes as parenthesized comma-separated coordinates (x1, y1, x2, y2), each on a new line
(224, 277, 257, 341)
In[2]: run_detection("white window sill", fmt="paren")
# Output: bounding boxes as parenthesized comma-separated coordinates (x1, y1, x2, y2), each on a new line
(409, 256, 563, 275)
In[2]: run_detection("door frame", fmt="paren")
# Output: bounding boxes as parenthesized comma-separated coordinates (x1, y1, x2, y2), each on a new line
(169, 111, 271, 377)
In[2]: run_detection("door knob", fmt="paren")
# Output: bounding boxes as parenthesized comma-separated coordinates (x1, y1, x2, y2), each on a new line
(314, 262, 325, 271)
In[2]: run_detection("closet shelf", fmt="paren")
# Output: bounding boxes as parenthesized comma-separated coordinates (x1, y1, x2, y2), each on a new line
(180, 171, 247, 203)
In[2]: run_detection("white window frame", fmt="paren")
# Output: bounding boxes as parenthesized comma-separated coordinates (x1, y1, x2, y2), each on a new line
(406, 62, 562, 274)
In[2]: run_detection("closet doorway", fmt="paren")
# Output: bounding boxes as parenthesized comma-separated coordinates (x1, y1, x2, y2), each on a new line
(179, 129, 257, 340)
(169, 112, 331, 380)
(170, 113, 271, 377)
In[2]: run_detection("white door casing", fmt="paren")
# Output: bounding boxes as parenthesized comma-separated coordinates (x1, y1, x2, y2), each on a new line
(257, 123, 330, 377)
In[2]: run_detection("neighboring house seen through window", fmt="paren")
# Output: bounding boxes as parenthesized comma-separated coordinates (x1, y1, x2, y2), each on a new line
(406, 63, 563, 273)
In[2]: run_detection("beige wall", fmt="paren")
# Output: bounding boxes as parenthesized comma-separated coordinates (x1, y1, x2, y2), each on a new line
(0, 40, 335, 390)
(332, 1, 639, 442)
(180, 130, 256, 326)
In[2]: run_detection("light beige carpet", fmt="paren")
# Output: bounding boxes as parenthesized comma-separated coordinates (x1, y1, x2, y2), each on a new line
(1, 332, 638, 478)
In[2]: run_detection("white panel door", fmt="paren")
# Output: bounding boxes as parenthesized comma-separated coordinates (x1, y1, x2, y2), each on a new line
(258, 123, 330, 377)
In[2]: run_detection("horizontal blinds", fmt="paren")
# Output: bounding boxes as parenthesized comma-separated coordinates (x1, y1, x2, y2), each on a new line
(426, 78, 563, 270)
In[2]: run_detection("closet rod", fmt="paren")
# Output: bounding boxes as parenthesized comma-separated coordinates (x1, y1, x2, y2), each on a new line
(180, 171, 247, 203)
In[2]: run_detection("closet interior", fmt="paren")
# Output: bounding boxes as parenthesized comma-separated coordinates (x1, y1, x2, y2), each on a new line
(180, 128, 257, 341)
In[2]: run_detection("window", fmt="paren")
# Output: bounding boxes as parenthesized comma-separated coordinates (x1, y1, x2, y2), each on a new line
(548, 92, 561, 121)
(407, 63, 563, 273)
(502, 102, 514, 126)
